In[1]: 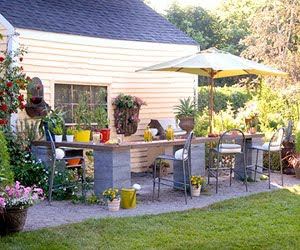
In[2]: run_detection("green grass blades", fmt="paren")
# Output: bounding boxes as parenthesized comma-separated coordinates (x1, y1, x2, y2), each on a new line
(1, 187, 300, 250)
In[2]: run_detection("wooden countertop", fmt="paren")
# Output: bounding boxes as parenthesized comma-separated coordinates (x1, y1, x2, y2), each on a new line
(32, 133, 264, 151)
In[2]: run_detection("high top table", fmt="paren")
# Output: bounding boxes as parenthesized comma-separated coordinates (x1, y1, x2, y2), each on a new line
(32, 133, 264, 196)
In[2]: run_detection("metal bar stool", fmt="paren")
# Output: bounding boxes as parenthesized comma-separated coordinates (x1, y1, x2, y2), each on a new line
(208, 129, 248, 193)
(152, 132, 194, 204)
(246, 127, 284, 189)
(47, 131, 87, 204)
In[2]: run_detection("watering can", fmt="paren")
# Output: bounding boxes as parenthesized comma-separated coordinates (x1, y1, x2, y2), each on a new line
(120, 181, 139, 209)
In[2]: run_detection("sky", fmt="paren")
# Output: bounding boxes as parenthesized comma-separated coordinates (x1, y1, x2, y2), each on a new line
(145, 0, 222, 13)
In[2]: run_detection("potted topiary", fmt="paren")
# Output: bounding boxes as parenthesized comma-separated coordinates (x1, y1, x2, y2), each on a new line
(74, 94, 93, 142)
(95, 89, 110, 143)
(174, 97, 198, 134)
(102, 188, 120, 212)
(53, 126, 63, 142)
(66, 127, 75, 142)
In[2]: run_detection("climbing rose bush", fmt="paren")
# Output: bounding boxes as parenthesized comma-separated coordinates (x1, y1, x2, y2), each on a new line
(0, 181, 44, 209)
(0, 49, 31, 125)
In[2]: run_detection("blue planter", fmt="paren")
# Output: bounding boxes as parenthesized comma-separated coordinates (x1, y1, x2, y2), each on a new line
(44, 122, 55, 142)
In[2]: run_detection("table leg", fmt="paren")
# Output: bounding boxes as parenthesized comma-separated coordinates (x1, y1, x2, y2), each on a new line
(235, 138, 263, 180)
(93, 148, 131, 197)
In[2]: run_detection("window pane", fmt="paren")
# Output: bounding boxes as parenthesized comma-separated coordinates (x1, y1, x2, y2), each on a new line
(73, 85, 90, 103)
(55, 84, 71, 104)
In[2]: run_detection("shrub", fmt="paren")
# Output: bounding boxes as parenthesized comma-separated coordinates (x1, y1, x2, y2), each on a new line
(198, 86, 252, 113)
(0, 131, 13, 187)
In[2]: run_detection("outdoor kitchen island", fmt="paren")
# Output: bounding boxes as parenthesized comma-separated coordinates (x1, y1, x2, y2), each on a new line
(32, 133, 264, 197)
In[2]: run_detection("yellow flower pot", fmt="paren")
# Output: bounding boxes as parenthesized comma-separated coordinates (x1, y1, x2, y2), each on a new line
(74, 130, 91, 142)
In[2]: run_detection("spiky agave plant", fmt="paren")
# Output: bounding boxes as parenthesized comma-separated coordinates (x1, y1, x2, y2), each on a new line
(174, 97, 198, 119)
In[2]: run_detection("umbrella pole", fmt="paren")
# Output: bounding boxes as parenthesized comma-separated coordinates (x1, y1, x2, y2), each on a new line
(209, 77, 214, 135)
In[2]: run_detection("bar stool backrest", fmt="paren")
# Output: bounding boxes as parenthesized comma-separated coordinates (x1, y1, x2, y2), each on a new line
(217, 128, 246, 153)
(270, 127, 285, 148)
(182, 132, 194, 160)
(47, 130, 57, 160)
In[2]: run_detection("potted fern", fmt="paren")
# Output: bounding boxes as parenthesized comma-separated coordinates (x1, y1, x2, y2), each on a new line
(66, 127, 75, 142)
(174, 97, 198, 134)
(53, 126, 63, 142)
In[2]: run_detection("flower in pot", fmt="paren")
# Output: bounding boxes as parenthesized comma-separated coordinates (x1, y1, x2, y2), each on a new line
(74, 93, 93, 142)
(66, 127, 75, 142)
(95, 89, 110, 143)
(102, 188, 120, 212)
(190, 175, 205, 197)
(174, 97, 198, 134)
(0, 181, 44, 235)
(53, 126, 63, 142)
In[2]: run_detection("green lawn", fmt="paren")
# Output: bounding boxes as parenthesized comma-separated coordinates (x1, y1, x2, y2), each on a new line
(1, 186, 300, 250)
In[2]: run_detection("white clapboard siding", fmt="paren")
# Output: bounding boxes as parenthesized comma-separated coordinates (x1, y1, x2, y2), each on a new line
(14, 28, 198, 172)
(0, 23, 7, 54)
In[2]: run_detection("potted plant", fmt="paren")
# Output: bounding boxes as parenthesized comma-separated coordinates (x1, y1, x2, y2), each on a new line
(174, 97, 198, 134)
(95, 89, 110, 143)
(66, 127, 75, 142)
(190, 176, 205, 197)
(112, 94, 146, 136)
(102, 188, 120, 212)
(53, 126, 63, 142)
(0, 181, 44, 235)
(39, 107, 66, 141)
(74, 94, 93, 142)
(249, 120, 257, 134)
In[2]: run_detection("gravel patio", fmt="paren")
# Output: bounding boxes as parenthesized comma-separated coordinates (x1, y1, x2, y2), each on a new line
(24, 172, 300, 231)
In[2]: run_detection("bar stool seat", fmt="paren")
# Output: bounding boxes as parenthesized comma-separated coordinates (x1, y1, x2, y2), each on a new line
(216, 144, 242, 153)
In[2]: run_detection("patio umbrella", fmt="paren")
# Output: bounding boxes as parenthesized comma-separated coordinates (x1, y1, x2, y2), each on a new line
(136, 47, 288, 134)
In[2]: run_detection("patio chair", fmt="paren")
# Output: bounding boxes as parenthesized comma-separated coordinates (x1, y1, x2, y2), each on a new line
(152, 132, 194, 204)
(246, 127, 285, 189)
(47, 131, 87, 204)
(208, 129, 248, 193)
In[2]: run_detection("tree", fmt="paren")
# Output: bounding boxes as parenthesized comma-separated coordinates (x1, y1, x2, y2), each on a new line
(217, 0, 265, 55)
(165, 3, 222, 49)
(241, 0, 300, 87)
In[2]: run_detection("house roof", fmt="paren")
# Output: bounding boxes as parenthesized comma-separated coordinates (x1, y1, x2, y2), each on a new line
(0, 0, 197, 45)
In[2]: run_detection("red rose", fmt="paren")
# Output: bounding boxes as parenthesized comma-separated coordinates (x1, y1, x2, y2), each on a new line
(20, 84, 25, 89)
(1, 104, 7, 111)
(0, 119, 4, 124)
(18, 95, 23, 101)
(37, 85, 41, 90)
(20, 57, 23, 62)
(20, 103, 25, 109)
(20, 66, 24, 70)
(6, 91, 10, 96)
(0, 92, 3, 95)
(26, 76, 31, 81)
(0, 57, 4, 62)
(6, 82, 12, 88)
(16, 79, 21, 83)
(31, 96, 36, 101)
(9, 109, 13, 114)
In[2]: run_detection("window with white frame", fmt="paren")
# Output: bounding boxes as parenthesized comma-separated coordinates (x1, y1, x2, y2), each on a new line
(54, 84, 107, 124)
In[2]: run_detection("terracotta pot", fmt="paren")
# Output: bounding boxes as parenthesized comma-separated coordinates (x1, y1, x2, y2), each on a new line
(191, 186, 201, 197)
(107, 198, 120, 212)
(0, 207, 28, 235)
(178, 117, 194, 134)
(67, 158, 81, 166)
(250, 127, 257, 134)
